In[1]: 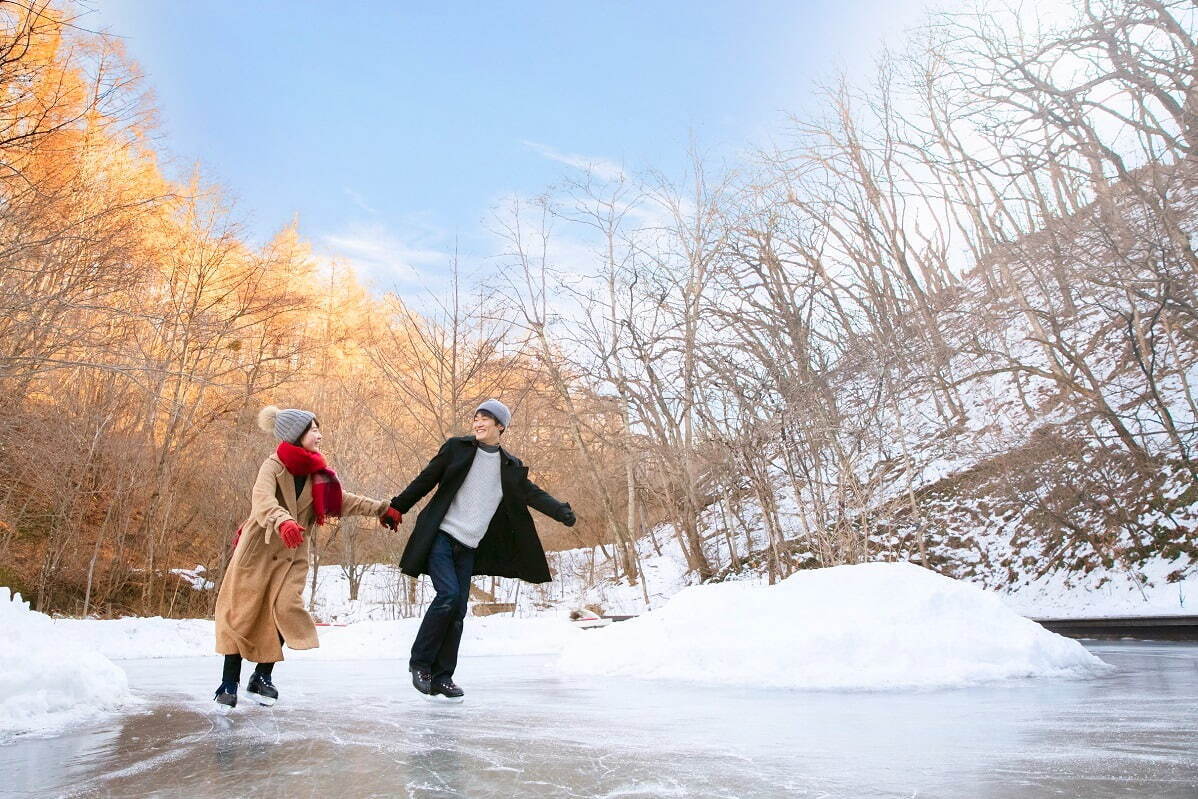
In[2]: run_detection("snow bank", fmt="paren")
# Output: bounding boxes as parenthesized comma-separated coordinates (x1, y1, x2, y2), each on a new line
(559, 563, 1109, 690)
(54, 616, 216, 660)
(0, 588, 130, 738)
(299, 617, 583, 660)
(52, 615, 582, 661)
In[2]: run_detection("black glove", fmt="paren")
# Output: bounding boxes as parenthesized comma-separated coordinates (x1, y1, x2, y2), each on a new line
(560, 502, 576, 527)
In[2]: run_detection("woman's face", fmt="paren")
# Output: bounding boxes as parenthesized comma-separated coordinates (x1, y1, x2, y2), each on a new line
(300, 421, 322, 452)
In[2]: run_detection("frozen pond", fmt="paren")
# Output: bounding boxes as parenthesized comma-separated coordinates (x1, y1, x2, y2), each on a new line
(3, 641, 1197, 798)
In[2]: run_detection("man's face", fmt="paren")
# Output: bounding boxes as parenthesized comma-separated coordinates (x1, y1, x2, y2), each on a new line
(472, 411, 503, 443)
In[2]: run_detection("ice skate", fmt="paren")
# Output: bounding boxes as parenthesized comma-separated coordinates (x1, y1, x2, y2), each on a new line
(410, 666, 433, 695)
(213, 680, 238, 714)
(246, 672, 278, 706)
(429, 677, 465, 703)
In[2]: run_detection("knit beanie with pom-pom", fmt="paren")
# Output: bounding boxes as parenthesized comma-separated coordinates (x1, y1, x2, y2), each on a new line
(257, 405, 316, 443)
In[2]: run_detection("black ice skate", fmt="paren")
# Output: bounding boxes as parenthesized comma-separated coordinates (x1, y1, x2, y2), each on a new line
(430, 677, 464, 702)
(410, 666, 433, 695)
(246, 672, 278, 706)
(214, 680, 238, 713)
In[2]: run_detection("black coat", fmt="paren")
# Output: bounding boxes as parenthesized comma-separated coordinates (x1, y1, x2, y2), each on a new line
(391, 436, 571, 583)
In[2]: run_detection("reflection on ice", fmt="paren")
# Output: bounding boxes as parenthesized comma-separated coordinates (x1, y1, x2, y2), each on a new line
(2, 642, 1197, 799)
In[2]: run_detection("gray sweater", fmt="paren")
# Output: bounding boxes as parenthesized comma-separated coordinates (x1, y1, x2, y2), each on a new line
(440, 445, 503, 548)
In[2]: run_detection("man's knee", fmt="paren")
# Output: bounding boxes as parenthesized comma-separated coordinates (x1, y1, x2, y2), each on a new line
(430, 587, 461, 613)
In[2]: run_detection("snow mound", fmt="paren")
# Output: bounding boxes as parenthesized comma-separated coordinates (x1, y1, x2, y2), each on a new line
(54, 616, 216, 660)
(0, 588, 130, 738)
(559, 562, 1109, 690)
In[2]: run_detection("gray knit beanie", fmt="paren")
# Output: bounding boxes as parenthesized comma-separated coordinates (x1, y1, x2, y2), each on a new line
(257, 405, 316, 443)
(475, 398, 511, 429)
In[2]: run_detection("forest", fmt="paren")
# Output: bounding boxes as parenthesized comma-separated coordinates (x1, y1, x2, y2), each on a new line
(2, 0, 1195, 617)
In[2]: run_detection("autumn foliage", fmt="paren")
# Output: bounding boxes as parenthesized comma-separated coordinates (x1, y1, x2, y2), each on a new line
(0, 3, 618, 616)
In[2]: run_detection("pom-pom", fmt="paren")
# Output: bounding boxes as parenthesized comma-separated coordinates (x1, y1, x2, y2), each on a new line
(257, 405, 279, 434)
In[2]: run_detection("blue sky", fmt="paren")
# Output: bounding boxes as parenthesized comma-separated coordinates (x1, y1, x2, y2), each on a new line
(84, 1, 931, 294)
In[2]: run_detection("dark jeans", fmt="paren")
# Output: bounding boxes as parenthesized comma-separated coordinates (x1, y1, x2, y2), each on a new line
(410, 531, 475, 680)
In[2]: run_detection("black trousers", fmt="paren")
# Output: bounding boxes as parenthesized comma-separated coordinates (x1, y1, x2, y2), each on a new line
(222, 633, 283, 683)
(410, 531, 476, 680)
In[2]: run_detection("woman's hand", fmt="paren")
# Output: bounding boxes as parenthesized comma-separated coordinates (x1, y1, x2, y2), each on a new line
(278, 520, 305, 549)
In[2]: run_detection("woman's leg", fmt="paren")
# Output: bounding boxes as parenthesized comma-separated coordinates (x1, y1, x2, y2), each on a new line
(252, 632, 283, 677)
(222, 654, 243, 684)
(215, 654, 242, 707)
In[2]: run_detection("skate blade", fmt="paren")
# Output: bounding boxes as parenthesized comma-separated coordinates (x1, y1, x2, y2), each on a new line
(424, 693, 464, 704)
(215, 703, 235, 716)
(247, 692, 276, 707)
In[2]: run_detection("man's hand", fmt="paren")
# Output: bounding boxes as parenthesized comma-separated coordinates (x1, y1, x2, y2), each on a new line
(380, 505, 402, 531)
(560, 502, 577, 527)
(278, 520, 305, 549)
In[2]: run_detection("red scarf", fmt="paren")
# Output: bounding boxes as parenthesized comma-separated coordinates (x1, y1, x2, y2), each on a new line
(276, 442, 343, 525)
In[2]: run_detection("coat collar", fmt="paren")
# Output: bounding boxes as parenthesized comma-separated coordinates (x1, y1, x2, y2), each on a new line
(269, 454, 312, 514)
(462, 435, 521, 468)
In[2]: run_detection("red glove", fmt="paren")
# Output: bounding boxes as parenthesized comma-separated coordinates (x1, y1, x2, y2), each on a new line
(231, 525, 243, 548)
(278, 520, 305, 549)
(380, 506, 402, 530)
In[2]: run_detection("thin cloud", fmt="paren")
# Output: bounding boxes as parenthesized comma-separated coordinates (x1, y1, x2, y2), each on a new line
(319, 222, 449, 288)
(343, 188, 380, 216)
(523, 140, 627, 183)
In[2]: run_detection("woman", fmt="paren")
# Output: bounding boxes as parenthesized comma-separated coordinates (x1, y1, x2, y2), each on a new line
(212, 405, 396, 710)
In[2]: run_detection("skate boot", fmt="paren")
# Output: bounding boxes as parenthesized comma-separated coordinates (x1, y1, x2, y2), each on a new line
(214, 680, 238, 713)
(431, 676, 464, 702)
(410, 666, 432, 695)
(246, 672, 279, 706)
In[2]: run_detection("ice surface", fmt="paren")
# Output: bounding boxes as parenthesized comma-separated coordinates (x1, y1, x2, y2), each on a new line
(560, 562, 1108, 689)
(2, 643, 1196, 798)
(0, 588, 130, 738)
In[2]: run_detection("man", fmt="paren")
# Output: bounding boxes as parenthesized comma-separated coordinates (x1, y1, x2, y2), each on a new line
(381, 398, 576, 699)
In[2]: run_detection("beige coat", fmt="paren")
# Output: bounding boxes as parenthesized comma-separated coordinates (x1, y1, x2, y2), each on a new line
(214, 453, 387, 663)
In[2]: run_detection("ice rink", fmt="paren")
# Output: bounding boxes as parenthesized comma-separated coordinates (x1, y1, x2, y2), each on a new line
(4, 641, 1197, 799)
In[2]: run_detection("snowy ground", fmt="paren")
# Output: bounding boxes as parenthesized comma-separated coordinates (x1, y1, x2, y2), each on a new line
(5, 563, 1115, 740)
(998, 555, 1198, 618)
(3, 643, 1197, 799)
(0, 589, 130, 739)
(297, 545, 1198, 629)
